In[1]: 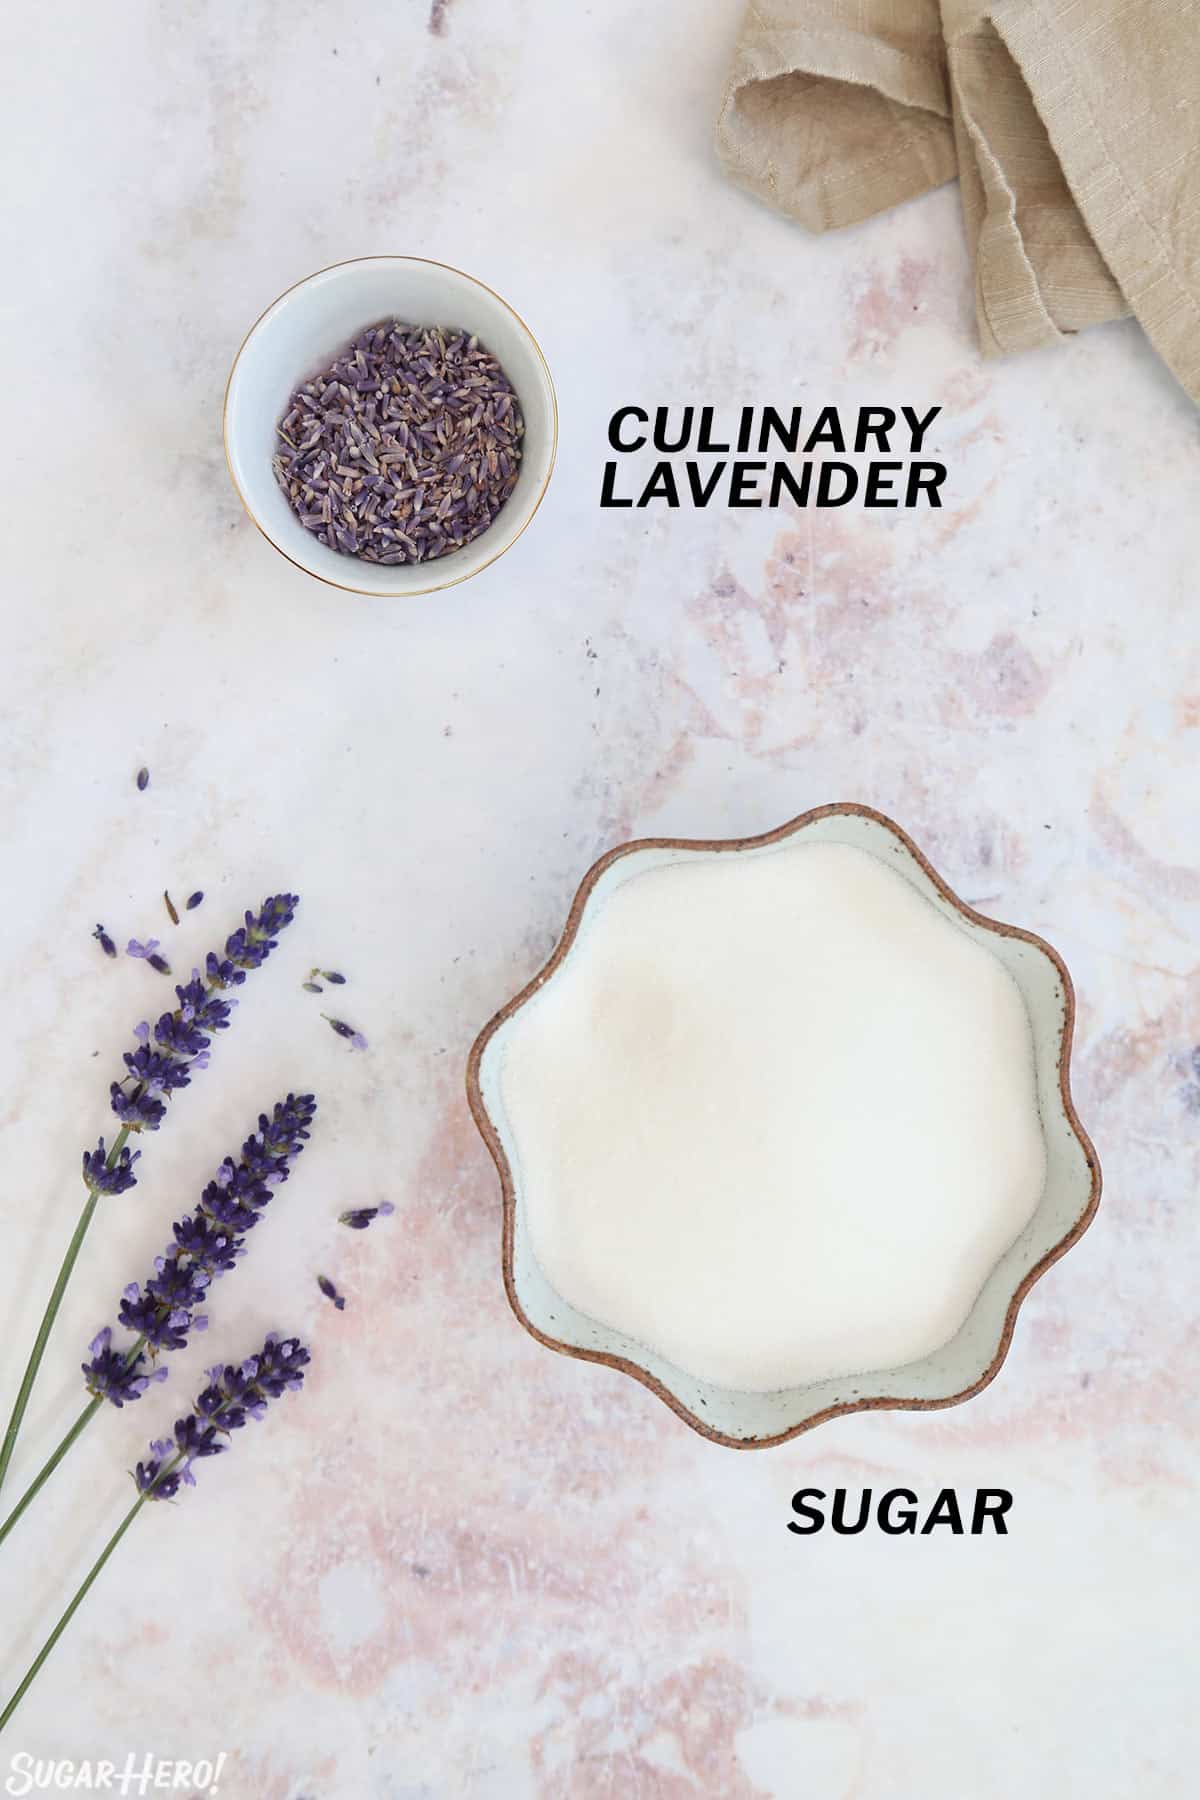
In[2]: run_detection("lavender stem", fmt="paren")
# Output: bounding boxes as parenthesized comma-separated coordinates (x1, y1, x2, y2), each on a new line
(0, 1493, 145, 1736)
(0, 1398, 101, 1550)
(0, 1127, 131, 1497)
(0, 1381, 255, 1733)
(0, 1326, 148, 1549)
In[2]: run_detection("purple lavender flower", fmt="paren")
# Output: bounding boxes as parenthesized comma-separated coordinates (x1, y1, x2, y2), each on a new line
(323, 1015, 368, 1051)
(127, 938, 171, 976)
(317, 1274, 346, 1310)
(134, 1334, 310, 1500)
(82, 1139, 140, 1196)
(93, 924, 117, 959)
(134, 1441, 181, 1500)
(103, 894, 300, 1154)
(186, 891, 204, 910)
(109, 1086, 167, 1132)
(339, 1203, 394, 1230)
(81, 1328, 166, 1408)
(87, 1095, 317, 1403)
(136, 767, 149, 792)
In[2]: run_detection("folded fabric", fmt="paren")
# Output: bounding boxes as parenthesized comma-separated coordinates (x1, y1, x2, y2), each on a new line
(717, 0, 1200, 402)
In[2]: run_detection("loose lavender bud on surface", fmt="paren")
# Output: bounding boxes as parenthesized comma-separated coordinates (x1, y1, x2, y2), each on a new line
(164, 891, 180, 926)
(136, 767, 149, 792)
(339, 1202, 395, 1230)
(103, 893, 299, 1140)
(186, 891, 204, 910)
(317, 1274, 346, 1311)
(302, 981, 324, 994)
(317, 969, 347, 986)
(93, 1095, 318, 1392)
(82, 1139, 141, 1196)
(93, 923, 117, 959)
(323, 1015, 368, 1050)
(148, 952, 172, 976)
(134, 1334, 310, 1499)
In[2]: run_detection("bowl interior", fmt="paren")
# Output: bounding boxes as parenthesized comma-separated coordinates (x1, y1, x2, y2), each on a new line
(224, 258, 556, 596)
(477, 810, 1097, 1444)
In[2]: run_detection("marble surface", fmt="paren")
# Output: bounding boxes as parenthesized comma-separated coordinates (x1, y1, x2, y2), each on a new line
(2, 2, 1198, 1795)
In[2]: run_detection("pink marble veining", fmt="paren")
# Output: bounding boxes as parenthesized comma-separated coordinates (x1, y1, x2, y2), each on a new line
(1, 0, 1198, 1794)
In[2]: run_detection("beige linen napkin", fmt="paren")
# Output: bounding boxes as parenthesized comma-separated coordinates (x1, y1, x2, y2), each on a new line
(717, 0, 1200, 401)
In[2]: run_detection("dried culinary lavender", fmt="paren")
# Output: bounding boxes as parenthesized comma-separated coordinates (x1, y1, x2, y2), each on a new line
(273, 320, 524, 564)
(163, 891, 180, 926)
(92, 924, 117, 959)
(82, 1096, 317, 1407)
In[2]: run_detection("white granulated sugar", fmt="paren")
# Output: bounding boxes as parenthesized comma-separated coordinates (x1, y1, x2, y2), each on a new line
(498, 840, 1047, 1392)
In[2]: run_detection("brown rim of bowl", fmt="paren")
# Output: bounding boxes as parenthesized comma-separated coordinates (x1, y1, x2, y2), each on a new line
(465, 801, 1103, 1451)
(221, 254, 559, 599)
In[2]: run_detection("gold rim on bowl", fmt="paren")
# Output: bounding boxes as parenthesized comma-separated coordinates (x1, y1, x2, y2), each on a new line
(465, 802, 1103, 1450)
(222, 255, 559, 598)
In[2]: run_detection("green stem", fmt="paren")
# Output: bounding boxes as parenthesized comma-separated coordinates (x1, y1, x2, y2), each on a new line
(0, 1399, 101, 1550)
(0, 1389, 231, 1734)
(0, 1126, 131, 1498)
(0, 1334, 148, 1550)
(0, 1493, 145, 1735)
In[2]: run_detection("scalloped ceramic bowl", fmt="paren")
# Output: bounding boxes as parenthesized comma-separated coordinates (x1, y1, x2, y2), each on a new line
(223, 255, 557, 598)
(467, 804, 1101, 1449)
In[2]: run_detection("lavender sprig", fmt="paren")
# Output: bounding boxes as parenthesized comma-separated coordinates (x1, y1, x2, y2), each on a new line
(83, 1096, 316, 1404)
(2, 1095, 316, 1552)
(134, 1334, 310, 1500)
(0, 893, 300, 1502)
(104, 894, 299, 1151)
(0, 1336, 309, 1733)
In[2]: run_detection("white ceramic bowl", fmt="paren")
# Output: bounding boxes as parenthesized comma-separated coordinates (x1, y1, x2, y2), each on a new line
(223, 256, 557, 597)
(467, 804, 1102, 1448)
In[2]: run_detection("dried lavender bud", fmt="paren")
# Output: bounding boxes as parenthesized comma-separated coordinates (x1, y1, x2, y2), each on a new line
(317, 969, 347, 986)
(93, 923, 117, 959)
(103, 893, 299, 1144)
(133, 1333, 310, 1500)
(323, 1015, 368, 1051)
(317, 1274, 346, 1311)
(186, 891, 204, 911)
(339, 1203, 395, 1230)
(127, 937, 161, 963)
(136, 767, 149, 792)
(82, 1139, 141, 1196)
(164, 891, 180, 926)
(148, 953, 172, 976)
(302, 980, 324, 994)
(272, 320, 524, 566)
